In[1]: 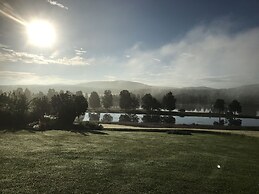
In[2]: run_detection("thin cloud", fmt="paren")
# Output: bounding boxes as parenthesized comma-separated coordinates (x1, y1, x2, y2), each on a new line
(152, 58, 161, 62)
(0, 71, 88, 85)
(75, 48, 87, 56)
(47, 0, 68, 10)
(0, 47, 91, 66)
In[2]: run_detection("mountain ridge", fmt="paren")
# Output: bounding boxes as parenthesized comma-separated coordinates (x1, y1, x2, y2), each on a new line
(0, 80, 259, 94)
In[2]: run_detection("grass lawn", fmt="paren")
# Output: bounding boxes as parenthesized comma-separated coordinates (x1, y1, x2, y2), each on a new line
(0, 129, 259, 193)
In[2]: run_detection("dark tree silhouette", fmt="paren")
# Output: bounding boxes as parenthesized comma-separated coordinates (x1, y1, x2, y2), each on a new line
(213, 99, 225, 123)
(7, 92, 29, 126)
(162, 92, 176, 111)
(31, 96, 51, 121)
(51, 92, 88, 125)
(213, 99, 225, 113)
(130, 93, 140, 110)
(0, 93, 12, 126)
(142, 93, 161, 111)
(119, 90, 132, 110)
(74, 95, 88, 116)
(141, 94, 153, 111)
(152, 98, 161, 110)
(89, 91, 101, 109)
(227, 100, 242, 126)
(228, 100, 242, 115)
(102, 90, 113, 109)
(11, 93, 29, 115)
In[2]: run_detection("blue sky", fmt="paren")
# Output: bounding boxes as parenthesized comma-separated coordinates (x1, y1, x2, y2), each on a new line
(1, 0, 259, 87)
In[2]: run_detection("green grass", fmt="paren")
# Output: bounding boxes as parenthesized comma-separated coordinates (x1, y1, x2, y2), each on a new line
(0, 130, 259, 194)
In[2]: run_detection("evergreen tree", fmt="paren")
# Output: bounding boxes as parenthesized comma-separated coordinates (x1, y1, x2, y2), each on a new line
(162, 92, 176, 111)
(228, 100, 242, 115)
(102, 90, 113, 109)
(119, 90, 132, 110)
(89, 91, 101, 109)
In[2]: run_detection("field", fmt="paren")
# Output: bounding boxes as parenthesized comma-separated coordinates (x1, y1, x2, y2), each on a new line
(0, 128, 259, 193)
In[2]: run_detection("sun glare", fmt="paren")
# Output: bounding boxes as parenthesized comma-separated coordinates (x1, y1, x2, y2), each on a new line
(26, 20, 56, 48)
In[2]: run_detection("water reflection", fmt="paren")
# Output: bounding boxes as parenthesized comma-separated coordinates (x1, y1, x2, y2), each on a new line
(142, 115, 161, 123)
(119, 114, 139, 123)
(101, 113, 113, 122)
(83, 112, 259, 127)
(162, 116, 176, 124)
(88, 113, 100, 122)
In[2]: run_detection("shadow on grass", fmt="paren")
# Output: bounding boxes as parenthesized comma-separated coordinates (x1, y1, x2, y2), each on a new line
(67, 128, 108, 136)
(166, 129, 234, 136)
(0, 125, 108, 136)
(103, 127, 241, 137)
(167, 130, 192, 135)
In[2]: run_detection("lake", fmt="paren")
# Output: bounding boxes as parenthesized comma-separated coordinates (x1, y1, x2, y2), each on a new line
(83, 112, 259, 127)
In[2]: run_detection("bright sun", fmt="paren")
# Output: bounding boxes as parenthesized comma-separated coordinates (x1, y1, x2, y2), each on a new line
(26, 20, 56, 48)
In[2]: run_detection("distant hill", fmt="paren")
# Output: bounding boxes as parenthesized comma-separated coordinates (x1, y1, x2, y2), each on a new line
(1, 81, 259, 98)
(78, 80, 152, 92)
(0, 80, 153, 94)
(227, 84, 259, 96)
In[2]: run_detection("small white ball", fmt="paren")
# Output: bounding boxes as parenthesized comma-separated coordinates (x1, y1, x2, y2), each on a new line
(217, 165, 221, 169)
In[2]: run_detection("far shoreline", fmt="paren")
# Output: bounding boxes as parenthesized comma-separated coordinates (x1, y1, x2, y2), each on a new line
(87, 109, 259, 119)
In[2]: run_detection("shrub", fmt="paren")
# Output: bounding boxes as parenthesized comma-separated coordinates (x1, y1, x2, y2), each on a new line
(89, 113, 100, 122)
(162, 116, 176, 124)
(119, 114, 131, 122)
(101, 114, 113, 122)
(213, 119, 224, 126)
(228, 118, 242, 126)
(119, 114, 139, 123)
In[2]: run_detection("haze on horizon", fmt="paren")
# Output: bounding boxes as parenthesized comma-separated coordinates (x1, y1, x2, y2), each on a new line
(1, 0, 259, 88)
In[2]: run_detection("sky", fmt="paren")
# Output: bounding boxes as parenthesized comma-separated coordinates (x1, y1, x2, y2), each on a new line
(0, 0, 259, 88)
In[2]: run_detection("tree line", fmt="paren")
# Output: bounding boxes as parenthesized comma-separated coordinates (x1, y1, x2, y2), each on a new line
(0, 87, 243, 128)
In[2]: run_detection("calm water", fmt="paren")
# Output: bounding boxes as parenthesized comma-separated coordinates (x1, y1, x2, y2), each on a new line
(83, 112, 259, 127)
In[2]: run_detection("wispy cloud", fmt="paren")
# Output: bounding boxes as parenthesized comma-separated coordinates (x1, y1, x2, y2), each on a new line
(47, 0, 68, 10)
(0, 47, 91, 66)
(152, 58, 161, 62)
(75, 48, 87, 56)
(0, 71, 87, 85)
